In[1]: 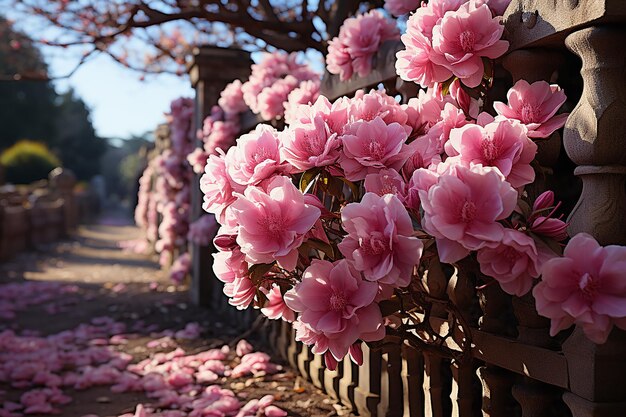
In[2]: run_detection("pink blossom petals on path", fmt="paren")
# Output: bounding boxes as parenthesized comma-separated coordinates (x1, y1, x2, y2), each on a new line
(0, 280, 317, 417)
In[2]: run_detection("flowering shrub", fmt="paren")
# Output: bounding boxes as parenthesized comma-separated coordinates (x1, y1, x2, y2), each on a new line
(194, 0, 626, 365)
(199, 56, 575, 366)
(134, 98, 196, 282)
(326, 10, 400, 81)
(241, 52, 320, 121)
(396, 0, 509, 88)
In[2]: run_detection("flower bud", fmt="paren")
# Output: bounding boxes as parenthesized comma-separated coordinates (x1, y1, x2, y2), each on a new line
(532, 191, 555, 212)
(213, 233, 237, 251)
(531, 217, 568, 241)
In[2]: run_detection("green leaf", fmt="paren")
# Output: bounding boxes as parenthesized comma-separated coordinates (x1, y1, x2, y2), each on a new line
(299, 168, 321, 193)
(248, 263, 274, 285)
(317, 172, 344, 199)
(339, 177, 360, 201)
(531, 232, 564, 257)
(306, 238, 336, 260)
(516, 199, 532, 219)
(441, 76, 456, 96)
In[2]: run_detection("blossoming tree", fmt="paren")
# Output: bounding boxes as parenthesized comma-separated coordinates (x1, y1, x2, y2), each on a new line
(10, 0, 385, 77)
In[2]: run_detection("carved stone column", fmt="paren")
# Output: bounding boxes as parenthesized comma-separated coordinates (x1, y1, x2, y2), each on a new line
(477, 366, 519, 417)
(563, 26, 626, 245)
(561, 25, 626, 417)
(187, 46, 252, 306)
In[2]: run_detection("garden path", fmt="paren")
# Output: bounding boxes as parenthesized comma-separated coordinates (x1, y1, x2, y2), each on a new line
(0, 209, 348, 417)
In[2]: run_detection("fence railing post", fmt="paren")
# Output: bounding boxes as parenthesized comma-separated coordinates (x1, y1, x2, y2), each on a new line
(561, 24, 626, 417)
(187, 46, 252, 306)
(49, 167, 77, 234)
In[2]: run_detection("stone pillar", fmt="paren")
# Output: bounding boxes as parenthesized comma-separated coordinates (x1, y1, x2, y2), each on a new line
(49, 167, 77, 234)
(563, 27, 626, 245)
(561, 25, 626, 417)
(187, 46, 253, 306)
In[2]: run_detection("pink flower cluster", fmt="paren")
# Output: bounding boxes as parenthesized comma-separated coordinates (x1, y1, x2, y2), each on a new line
(135, 159, 160, 242)
(169, 253, 191, 284)
(396, 0, 510, 88)
(142, 98, 195, 278)
(326, 10, 400, 81)
(241, 51, 320, 120)
(200, 106, 241, 158)
(187, 215, 218, 247)
(199, 71, 578, 360)
(533, 234, 626, 344)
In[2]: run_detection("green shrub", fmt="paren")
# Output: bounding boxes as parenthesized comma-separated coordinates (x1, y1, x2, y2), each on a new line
(0, 140, 61, 184)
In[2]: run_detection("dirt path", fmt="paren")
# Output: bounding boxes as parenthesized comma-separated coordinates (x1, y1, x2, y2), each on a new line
(0, 211, 348, 417)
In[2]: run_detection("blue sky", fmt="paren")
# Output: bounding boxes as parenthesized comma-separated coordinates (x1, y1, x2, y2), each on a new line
(49, 52, 195, 140)
(6, 7, 196, 140)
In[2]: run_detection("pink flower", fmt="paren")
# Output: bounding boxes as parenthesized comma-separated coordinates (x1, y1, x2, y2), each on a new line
(242, 51, 318, 115)
(533, 233, 626, 344)
(326, 38, 353, 81)
(187, 215, 218, 246)
(533, 190, 555, 212)
(450, 79, 480, 118)
(423, 102, 469, 155)
(349, 89, 409, 127)
(420, 164, 518, 263)
(169, 253, 191, 284)
(406, 165, 443, 211)
(445, 119, 537, 188)
(286, 95, 349, 136)
(235, 339, 253, 357)
(257, 76, 300, 120)
(364, 169, 407, 201)
(384, 0, 421, 16)
(279, 115, 341, 172)
(212, 247, 248, 284)
(396, 29, 452, 88)
(187, 148, 209, 174)
(200, 151, 239, 223)
(284, 80, 321, 124)
(430, 2, 509, 87)
(327, 10, 399, 81)
(477, 229, 541, 296)
(204, 120, 239, 154)
(218, 80, 248, 115)
(225, 124, 287, 187)
(403, 87, 447, 133)
(531, 217, 568, 241)
(493, 80, 568, 138)
(224, 276, 256, 309)
(339, 193, 423, 287)
(340, 117, 412, 181)
(261, 284, 296, 322)
(230, 175, 320, 270)
(284, 259, 385, 360)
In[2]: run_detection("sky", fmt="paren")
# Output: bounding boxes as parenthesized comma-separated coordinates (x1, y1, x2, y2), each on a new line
(49, 52, 195, 140)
